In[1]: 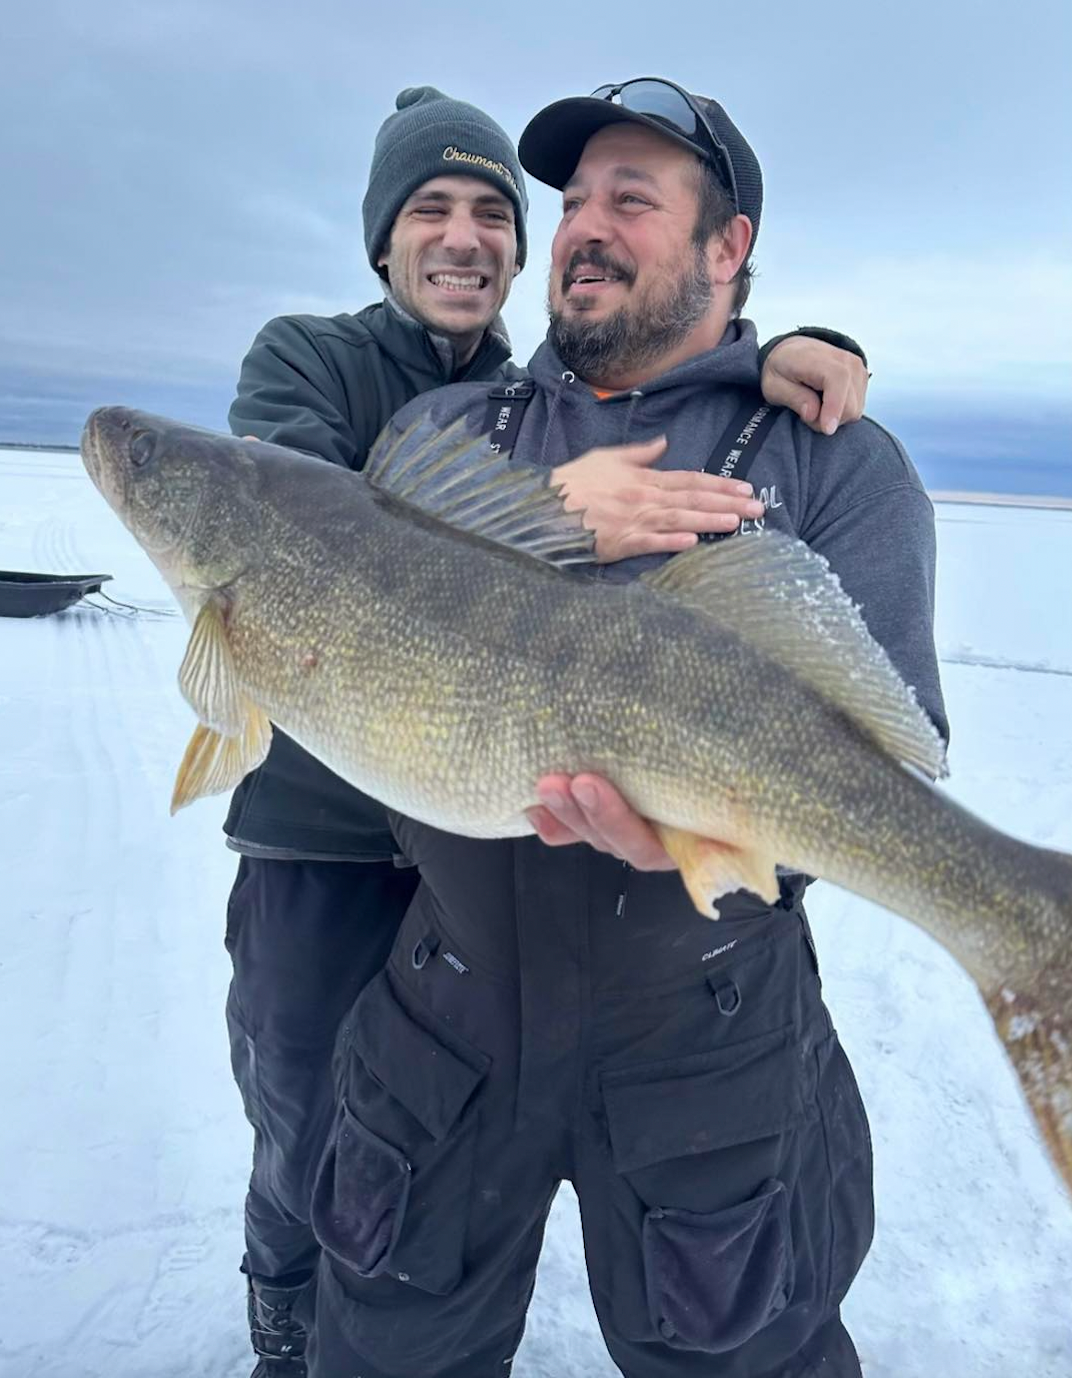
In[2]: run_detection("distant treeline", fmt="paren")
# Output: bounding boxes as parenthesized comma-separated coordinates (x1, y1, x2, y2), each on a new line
(0, 441, 80, 452)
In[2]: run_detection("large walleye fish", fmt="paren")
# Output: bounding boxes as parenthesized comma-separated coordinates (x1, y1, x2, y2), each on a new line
(81, 405, 1072, 1194)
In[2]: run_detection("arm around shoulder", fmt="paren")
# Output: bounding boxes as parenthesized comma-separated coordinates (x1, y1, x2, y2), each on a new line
(759, 327, 870, 435)
(228, 315, 361, 467)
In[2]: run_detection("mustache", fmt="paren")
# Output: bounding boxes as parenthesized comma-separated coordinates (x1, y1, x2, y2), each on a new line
(561, 247, 636, 293)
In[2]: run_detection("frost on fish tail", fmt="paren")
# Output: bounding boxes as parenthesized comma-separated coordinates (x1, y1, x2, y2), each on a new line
(987, 981, 1072, 1198)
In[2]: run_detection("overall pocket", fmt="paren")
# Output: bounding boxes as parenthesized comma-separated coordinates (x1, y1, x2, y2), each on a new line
(600, 1022, 809, 1355)
(312, 1102, 412, 1279)
(312, 969, 490, 1295)
(643, 1180, 793, 1353)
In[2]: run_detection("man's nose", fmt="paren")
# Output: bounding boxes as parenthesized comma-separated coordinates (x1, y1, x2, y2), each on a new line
(440, 210, 481, 256)
(564, 196, 611, 245)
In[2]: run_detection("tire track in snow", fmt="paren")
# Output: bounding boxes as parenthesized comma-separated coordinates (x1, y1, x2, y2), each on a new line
(31, 506, 175, 840)
(940, 650, 1072, 678)
(25, 511, 176, 1102)
(0, 1206, 239, 1256)
(33, 514, 126, 868)
(24, 499, 231, 1231)
(133, 1236, 214, 1343)
(0, 1209, 246, 1378)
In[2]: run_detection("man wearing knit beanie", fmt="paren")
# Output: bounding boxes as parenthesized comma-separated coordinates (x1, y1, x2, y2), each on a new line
(360, 86, 529, 365)
(222, 83, 871, 1378)
(364, 85, 529, 271)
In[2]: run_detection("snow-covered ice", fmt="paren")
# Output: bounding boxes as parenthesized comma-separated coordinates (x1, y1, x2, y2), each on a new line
(1, 448, 1070, 1377)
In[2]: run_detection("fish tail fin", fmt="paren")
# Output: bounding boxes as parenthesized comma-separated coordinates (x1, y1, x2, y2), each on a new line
(986, 855, 1072, 1196)
(989, 984, 1072, 1197)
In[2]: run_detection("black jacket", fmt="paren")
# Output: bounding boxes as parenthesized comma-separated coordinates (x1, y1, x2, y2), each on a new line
(223, 302, 520, 858)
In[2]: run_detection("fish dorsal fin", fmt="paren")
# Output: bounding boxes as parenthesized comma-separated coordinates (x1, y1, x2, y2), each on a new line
(642, 531, 948, 779)
(364, 416, 596, 566)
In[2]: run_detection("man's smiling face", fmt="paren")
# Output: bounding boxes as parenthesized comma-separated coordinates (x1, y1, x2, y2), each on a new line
(549, 123, 701, 327)
(546, 122, 730, 387)
(379, 174, 519, 349)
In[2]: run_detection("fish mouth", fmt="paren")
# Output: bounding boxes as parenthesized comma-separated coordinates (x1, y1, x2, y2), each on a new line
(81, 407, 127, 506)
(80, 406, 209, 564)
(80, 407, 108, 482)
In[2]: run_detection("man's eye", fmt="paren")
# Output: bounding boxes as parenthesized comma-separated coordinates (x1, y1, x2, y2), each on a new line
(413, 207, 446, 217)
(621, 194, 650, 207)
(482, 210, 509, 222)
(562, 198, 582, 214)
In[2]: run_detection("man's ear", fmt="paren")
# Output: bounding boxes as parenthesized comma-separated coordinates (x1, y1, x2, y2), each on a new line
(513, 260, 521, 279)
(707, 214, 752, 287)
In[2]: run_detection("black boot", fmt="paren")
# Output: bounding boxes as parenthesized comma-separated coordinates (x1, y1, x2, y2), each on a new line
(247, 1274, 309, 1376)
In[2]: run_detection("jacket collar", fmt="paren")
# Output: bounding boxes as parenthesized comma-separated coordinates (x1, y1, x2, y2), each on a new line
(373, 289, 513, 383)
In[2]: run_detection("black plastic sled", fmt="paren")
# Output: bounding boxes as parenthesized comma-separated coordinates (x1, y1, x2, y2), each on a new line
(0, 570, 113, 618)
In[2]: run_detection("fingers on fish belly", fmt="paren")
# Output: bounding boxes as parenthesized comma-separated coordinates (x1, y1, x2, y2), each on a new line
(987, 985, 1072, 1198)
(654, 825, 780, 919)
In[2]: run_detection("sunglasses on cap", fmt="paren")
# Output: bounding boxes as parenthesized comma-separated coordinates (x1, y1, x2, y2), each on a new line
(589, 78, 740, 212)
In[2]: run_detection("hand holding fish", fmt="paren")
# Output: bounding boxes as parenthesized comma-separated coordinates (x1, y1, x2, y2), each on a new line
(551, 437, 764, 561)
(528, 773, 674, 870)
(759, 335, 869, 436)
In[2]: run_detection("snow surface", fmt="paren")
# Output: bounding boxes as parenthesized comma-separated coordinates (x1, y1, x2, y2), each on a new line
(1, 448, 1070, 1378)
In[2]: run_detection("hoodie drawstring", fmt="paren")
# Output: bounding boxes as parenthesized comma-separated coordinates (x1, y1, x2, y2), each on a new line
(623, 388, 643, 439)
(536, 372, 573, 469)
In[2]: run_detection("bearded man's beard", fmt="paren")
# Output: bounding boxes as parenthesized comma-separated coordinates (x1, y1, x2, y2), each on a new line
(548, 246, 712, 384)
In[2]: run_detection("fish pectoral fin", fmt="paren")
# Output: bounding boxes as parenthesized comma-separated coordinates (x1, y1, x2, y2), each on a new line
(178, 598, 248, 735)
(654, 824, 781, 920)
(170, 707, 273, 814)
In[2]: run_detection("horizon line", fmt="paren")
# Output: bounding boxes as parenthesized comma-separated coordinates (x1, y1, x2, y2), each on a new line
(4, 443, 1070, 511)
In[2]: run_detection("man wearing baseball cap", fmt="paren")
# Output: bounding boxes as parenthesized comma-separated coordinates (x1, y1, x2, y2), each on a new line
(222, 83, 874, 1376)
(305, 80, 943, 1378)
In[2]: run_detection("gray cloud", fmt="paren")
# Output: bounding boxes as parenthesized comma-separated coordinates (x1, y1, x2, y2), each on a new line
(1, 0, 1069, 442)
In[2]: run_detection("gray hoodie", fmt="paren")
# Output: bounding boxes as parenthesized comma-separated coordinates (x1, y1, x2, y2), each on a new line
(384, 318, 948, 742)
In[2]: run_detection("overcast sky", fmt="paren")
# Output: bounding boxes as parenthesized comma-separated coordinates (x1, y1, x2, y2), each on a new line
(2, 0, 1070, 444)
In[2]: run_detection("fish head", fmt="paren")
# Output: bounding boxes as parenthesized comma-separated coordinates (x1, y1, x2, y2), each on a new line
(81, 406, 260, 601)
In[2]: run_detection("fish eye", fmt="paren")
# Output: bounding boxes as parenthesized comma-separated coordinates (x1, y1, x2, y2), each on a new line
(130, 431, 156, 468)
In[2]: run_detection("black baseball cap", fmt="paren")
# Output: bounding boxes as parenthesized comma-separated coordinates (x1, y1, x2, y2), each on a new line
(518, 78, 763, 249)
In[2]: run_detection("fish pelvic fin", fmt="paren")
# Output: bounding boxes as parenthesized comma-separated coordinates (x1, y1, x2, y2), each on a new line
(178, 597, 248, 735)
(654, 824, 781, 920)
(172, 595, 272, 809)
(170, 707, 272, 814)
(987, 978, 1072, 1199)
(641, 530, 947, 780)
(364, 415, 597, 567)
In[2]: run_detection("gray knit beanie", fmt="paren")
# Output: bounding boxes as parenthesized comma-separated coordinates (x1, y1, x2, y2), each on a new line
(363, 86, 529, 272)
